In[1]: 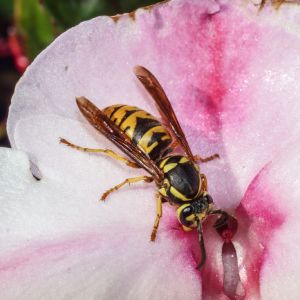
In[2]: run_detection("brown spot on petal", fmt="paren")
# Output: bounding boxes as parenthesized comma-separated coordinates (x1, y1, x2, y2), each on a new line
(259, 0, 300, 11)
(110, 15, 121, 23)
(129, 11, 136, 21)
(111, 11, 136, 22)
(110, 0, 171, 23)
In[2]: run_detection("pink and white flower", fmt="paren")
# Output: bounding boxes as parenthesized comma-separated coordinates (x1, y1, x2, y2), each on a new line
(2, 0, 300, 298)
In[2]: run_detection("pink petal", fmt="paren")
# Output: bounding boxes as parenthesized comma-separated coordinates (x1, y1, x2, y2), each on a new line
(235, 147, 300, 298)
(6, 0, 300, 299)
(8, 0, 300, 208)
(0, 148, 202, 299)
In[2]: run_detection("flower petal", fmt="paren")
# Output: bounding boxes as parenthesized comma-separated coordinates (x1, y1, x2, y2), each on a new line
(0, 148, 202, 299)
(233, 146, 300, 299)
(6, 0, 300, 298)
(8, 0, 300, 210)
(221, 6, 300, 208)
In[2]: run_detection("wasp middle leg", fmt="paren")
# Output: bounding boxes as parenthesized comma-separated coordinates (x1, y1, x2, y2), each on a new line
(101, 175, 153, 201)
(59, 138, 139, 168)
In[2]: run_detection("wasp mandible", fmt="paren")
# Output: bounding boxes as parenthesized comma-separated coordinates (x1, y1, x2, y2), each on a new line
(60, 66, 230, 269)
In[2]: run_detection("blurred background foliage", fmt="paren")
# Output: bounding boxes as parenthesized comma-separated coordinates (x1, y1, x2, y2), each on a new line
(0, 0, 158, 147)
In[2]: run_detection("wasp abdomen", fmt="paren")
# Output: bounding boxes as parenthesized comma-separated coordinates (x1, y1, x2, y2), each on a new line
(103, 104, 172, 161)
(159, 155, 201, 204)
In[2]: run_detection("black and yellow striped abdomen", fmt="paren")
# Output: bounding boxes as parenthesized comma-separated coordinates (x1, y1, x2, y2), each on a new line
(103, 104, 172, 161)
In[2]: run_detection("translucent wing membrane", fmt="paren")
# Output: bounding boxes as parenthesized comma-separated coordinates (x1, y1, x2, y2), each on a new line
(76, 96, 164, 183)
(134, 66, 195, 162)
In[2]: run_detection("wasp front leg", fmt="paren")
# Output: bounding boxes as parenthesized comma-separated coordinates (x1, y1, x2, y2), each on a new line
(196, 221, 207, 269)
(150, 194, 163, 241)
(200, 173, 208, 193)
(101, 175, 153, 201)
(59, 138, 140, 168)
(209, 209, 229, 229)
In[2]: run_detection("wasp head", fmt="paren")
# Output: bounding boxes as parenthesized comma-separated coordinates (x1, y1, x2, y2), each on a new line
(176, 193, 214, 231)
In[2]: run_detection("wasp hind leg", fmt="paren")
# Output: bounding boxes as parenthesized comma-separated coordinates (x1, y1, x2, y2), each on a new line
(59, 138, 140, 168)
(194, 153, 220, 163)
(150, 194, 163, 242)
(101, 175, 153, 201)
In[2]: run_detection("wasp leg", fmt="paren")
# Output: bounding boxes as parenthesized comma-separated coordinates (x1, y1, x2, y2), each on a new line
(169, 139, 179, 149)
(150, 194, 163, 242)
(209, 209, 229, 229)
(200, 173, 208, 193)
(196, 221, 206, 269)
(59, 138, 139, 168)
(101, 175, 153, 201)
(194, 153, 220, 163)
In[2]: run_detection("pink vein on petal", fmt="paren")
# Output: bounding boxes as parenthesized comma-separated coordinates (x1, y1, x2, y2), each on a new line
(0, 232, 104, 280)
(236, 164, 285, 298)
(135, 3, 261, 138)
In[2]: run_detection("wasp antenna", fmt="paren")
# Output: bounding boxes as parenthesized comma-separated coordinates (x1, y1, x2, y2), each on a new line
(196, 221, 207, 270)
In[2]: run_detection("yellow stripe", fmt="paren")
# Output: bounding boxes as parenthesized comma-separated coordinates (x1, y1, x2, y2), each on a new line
(182, 225, 193, 232)
(112, 106, 140, 126)
(179, 157, 189, 164)
(159, 157, 170, 168)
(119, 111, 139, 138)
(159, 187, 167, 197)
(170, 186, 191, 201)
(176, 204, 189, 219)
(196, 212, 207, 221)
(138, 126, 170, 154)
(163, 163, 177, 173)
(103, 104, 123, 118)
(120, 110, 157, 139)
(176, 204, 195, 231)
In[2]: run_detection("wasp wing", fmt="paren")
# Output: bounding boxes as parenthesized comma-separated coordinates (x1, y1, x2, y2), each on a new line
(76, 96, 163, 183)
(134, 65, 194, 161)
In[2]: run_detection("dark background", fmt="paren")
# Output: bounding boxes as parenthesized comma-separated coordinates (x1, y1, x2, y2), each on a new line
(0, 0, 159, 147)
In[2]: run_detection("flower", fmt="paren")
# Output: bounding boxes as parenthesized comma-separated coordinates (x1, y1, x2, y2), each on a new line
(3, 0, 300, 299)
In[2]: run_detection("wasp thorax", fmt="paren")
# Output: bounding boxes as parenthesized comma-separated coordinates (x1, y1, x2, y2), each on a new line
(158, 155, 201, 204)
(176, 193, 214, 229)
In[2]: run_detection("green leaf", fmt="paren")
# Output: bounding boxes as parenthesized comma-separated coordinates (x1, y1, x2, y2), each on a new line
(14, 0, 57, 60)
(43, 0, 159, 29)
(43, 0, 116, 28)
(119, 0, 159, 12)
(14, 0, 160, 59)
(0, 0, 13, 21)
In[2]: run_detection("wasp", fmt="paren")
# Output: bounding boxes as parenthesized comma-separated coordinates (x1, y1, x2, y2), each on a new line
(60, 66, 230, 269)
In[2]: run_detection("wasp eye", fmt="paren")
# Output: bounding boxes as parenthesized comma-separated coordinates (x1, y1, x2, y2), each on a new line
(203, 193, 213, 204)
(178, 205, 195, 227)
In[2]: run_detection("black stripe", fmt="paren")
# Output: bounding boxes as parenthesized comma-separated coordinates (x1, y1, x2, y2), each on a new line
(119, 109, 141, 128)
(164, 155, 182, 165)
(149, 138, 172, 161)
(147, 129, 166, 148)
(110, 105, 126, 120)
(129, 117, 161, 145)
